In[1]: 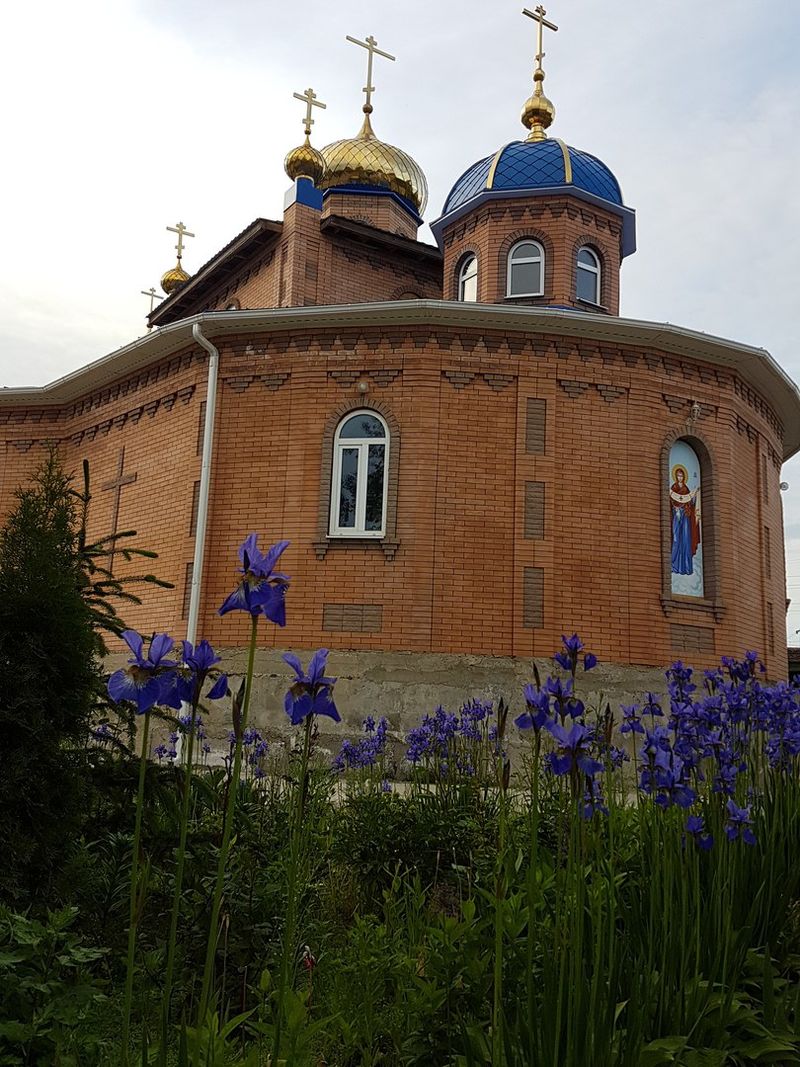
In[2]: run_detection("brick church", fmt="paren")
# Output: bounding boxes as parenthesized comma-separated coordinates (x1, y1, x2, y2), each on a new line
(2, 17, 798, 711)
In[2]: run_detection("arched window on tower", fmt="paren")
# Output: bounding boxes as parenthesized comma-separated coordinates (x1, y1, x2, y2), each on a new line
(507, 240, 545, 298)
(330, 411, 389, 537)
(576, 246, 601, 304)
(457, 254, 478, 302)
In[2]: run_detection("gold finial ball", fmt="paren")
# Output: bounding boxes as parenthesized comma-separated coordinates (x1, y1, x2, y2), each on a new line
(521, 91, 556, 136)
(161, 263, 190, 295)
(284, 140, 326, 185)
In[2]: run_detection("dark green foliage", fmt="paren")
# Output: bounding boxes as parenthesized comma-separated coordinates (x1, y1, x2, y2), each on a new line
(0, 451, 103, 900)
(0, 905, 108, 1065)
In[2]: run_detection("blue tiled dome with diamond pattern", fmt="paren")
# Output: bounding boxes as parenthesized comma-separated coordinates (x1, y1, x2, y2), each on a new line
(442, 139, 623, 215)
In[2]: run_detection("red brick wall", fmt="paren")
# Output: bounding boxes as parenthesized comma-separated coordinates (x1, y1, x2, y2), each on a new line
(441, 195, 622, 314)
(0, 323, 788, 679)
(199, 201, 441, 315)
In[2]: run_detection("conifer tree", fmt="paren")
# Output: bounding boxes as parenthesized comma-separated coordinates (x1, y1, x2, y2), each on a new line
(0, 449, 102, 899)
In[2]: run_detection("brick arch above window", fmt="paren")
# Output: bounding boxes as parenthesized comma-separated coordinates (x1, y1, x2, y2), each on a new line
(659, 427, 725, 623)
(314, 398, 401, 561)
(496, 228, 555, 304)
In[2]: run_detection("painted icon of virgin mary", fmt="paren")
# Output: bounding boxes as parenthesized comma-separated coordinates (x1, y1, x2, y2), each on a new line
(670, 464, 701, 576)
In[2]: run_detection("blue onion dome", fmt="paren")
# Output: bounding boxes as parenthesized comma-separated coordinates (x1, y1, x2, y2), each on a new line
(430, 12, 636, 257)
(443, 139, 622, 214)
(432, 138, 635, 256)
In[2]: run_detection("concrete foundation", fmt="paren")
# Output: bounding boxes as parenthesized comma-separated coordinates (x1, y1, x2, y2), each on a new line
(107, 647, 673, 757)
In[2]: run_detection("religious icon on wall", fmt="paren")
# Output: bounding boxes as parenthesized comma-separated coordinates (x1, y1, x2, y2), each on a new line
(669, 440, 703, 597)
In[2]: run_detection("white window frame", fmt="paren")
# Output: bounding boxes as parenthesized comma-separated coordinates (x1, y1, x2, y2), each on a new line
(329, 410, 389, 538)
(506, 240, 545, 298)
(458, 254, 478, 302)
(576, 246, 601, 305)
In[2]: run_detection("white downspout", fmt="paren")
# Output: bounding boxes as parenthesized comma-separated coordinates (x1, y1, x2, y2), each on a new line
(187, 322, 219, 647)
(175, 323, 219, 765)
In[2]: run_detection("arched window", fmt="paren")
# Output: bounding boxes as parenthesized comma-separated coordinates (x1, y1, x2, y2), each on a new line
(576, 247, 601, 304)
(458, 255, 478, 302)
(507, 240, 545, 297)
(330, 411, 389, 537)
(668, 440, 704, 598)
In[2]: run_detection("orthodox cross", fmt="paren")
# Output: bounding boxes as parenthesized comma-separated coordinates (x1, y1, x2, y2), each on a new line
(293, 87, 326, 136)
(523, 5, 558, 71)
(167, 221, 195, 262)
(141, 286, 159, 330)
(345, 34, 395, 111)
(101, 446, 138, 573)
(141, 286, 159, 313)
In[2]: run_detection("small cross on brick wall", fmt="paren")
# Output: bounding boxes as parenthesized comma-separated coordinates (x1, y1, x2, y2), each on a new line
(101, 446, 138, 573)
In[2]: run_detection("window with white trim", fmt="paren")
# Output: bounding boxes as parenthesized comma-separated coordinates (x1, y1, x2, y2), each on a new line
(458, 254, 478, 302)
(329, 411, 389, 537)
(507, 240, 544, 297)
(576, 246, 601, 304)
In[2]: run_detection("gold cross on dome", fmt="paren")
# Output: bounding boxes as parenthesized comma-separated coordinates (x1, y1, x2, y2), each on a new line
(523, 5, 558, 71)
(166, 221, 195, 262)
(293, 87, 326, 136)
(345, 33, 395, 111)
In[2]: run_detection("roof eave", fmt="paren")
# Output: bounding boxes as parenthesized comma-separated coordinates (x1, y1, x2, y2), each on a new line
(430, 186, 636, 258)
(4, 301, 796, 459)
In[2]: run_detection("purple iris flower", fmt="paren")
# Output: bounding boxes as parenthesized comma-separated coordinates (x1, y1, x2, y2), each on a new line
(724, 798, 756, 845)
(620, 704, 645, 735)
(107, 630, 177, 714)
(685, 814, 714, 851)
(516, 683, 551, 732)
(554, 633, 597, 673)
(283, 648, 341, 726)
(218, 534, 291, 624)
(545, 720, 604, 778)
(159, 639, 229, 709)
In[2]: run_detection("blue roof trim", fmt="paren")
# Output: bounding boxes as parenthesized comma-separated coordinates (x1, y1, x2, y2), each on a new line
(431, 185, 637, 259)
(322, 184, 423, 224)
(295, 177, 323, 210)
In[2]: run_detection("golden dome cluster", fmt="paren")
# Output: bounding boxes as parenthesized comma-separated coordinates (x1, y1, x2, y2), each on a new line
(283, 36, 428, 215)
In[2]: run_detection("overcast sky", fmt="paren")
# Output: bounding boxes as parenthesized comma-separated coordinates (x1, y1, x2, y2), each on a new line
(2, 0, 800, 641)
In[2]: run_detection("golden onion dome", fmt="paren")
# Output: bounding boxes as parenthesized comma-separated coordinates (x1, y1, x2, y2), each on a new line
(319, 108, 428, 214)
(161, 261, 190, 295)
(284, 135, 326, 185)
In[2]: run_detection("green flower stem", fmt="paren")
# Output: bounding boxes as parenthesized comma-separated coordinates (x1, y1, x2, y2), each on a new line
(159, 696, 200, 1062)
(272, 712, 314, 1064)
(492, 756, 509, 1067)
(526, 736, 541, 1065)
(121, 706, 152, 1066)
(196, 614, 259, 1040)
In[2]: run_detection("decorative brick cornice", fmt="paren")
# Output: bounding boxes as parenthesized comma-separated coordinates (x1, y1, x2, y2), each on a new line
(483, 372, 515, 392)
(662, 393, 688, 415)
(558, 378, 591, 398)
(261, 372, 291, 391)
(595, 384, 627, 403)
(443, 370, 476, 389)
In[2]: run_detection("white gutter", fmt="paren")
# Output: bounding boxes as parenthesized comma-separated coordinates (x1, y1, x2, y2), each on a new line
(4, 302, 799, 459)
(186, 322, 219, 648)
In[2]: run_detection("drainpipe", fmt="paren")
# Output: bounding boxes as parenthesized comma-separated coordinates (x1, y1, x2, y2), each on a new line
(187, 321, 219, 647)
